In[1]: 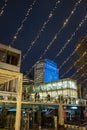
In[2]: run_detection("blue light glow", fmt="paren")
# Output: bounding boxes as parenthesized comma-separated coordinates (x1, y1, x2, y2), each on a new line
(70, 106, 78, 109)
(44, 59, 59, 82)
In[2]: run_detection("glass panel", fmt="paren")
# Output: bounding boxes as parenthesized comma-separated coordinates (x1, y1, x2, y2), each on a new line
(46, 84, 51, 91)
(68, 80, 77, 89)
(51, 91, 57, 97)
(62, 89, 68, 96)
(56, 82, 62, 89)
(62, 81, 68, 88)
(58, 90, 63, 95)
(40, 85, 44, 91)
(51, 83, 57, 90)
(33, 86, 35, 92)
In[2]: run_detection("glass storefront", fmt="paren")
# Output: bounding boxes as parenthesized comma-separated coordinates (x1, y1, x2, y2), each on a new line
(26, 78, 77, 101)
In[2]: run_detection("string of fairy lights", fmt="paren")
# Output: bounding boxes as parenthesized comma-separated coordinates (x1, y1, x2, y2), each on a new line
(81, 78, 87, 84)
(0, 0, 8, 16)
(71, 57, 87, 81)
(0, 0, 86, 85)
(11, 0, 36, 45)
(70, 62, 87, 79)
(60, 50, 87, 78)
(76, 72, 86, 81)
(59, 44, 81, 70)
(57, 14, 87, 81)
(22, 0, 61, 62)
(39, 0, 82, 60)
(26, 13, 87, 76)
(57, 23, 87, 70)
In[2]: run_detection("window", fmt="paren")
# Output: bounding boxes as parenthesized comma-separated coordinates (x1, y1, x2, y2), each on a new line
(0, 50, 6, 62)
(7, 52, 19, 66)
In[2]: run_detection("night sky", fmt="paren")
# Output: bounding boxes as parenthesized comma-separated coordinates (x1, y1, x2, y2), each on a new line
(0, 0, 87, 81)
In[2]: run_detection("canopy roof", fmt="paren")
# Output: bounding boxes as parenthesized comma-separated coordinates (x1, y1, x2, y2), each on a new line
(0, 68, 21, 84)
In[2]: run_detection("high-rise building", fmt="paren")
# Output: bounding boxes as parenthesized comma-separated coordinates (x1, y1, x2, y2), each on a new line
(34, 59, 59, 84)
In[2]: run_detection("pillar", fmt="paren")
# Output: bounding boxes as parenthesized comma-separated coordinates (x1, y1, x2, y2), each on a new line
(15, 74, 22, 130)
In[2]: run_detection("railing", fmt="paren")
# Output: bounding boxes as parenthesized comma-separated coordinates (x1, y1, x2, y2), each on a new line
(22, 94, 87, 105)
(64, 124, 87, 130)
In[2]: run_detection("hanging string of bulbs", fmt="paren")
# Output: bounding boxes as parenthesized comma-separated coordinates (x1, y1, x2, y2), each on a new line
(80, 78, 87, 84)
(26, 13, 87, 76)
(76, 73, 86, 82)
(59, 35, 87, 70)
(39, 0, 82, 60)
(0, 0, 8, 16)
(11, 0, 37, 45)
(70, 62, 87, 79)
(60, 50, 87, 78)
(22, 0, 61, 62)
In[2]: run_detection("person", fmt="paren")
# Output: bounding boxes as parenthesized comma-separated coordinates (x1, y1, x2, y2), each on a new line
(58, 95, 61, 103)
(47, 94, 50, 101)
(37, 93, 40, 101)
(35, 92, 38, 101)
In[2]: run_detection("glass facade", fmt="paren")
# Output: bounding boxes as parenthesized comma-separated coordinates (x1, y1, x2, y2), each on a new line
(34, 59, 59, 84)
(27, 78, 77, 99)
(44, 59, 59, 82)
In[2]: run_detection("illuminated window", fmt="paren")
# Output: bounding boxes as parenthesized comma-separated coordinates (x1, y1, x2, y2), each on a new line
(56, 82, 62, 89)
(62, 81, 68, 88)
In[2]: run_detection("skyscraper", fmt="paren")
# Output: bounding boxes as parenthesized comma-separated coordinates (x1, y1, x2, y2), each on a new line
(34, 59, 59, 84)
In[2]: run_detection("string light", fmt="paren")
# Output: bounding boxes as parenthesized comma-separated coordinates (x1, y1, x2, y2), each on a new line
(76, 73, 86, 81)
(59, 14, 87, 77)
(11, 0, 36, 45)
(25, 13, 87, 77)
(59, 35, 87, 70)
(81, 78, 87, 84)
(22, 0, 61, 62)
(25, 4, 86, 77)
(55, 15, 87, 60)
(60, 50, 87, 78)
(23, 0, 84, 76)
(0, 0, 8, 16)
(70, 62, 87, 78)
(39, 0, 82, 59)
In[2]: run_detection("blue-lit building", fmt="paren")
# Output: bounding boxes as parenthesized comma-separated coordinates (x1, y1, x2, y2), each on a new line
(34, 59, 59, 84)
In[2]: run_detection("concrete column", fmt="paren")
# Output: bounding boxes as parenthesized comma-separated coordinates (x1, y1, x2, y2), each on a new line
(37, 109, 41, 130)
(54, 116, 57, 130)
(15, 74, 22, 130)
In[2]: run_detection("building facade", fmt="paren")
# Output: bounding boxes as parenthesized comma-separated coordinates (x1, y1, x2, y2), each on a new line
(34, 59, 59, 84)
(26, 78, 78, 101)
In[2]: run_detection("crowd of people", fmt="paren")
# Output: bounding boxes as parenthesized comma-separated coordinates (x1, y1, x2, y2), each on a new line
(22, 92, 87, 105)
(34, 92, 51, 102)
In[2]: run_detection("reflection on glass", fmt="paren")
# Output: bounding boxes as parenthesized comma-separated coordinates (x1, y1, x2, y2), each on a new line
(46, 84, 51, 91)
(52, 83, 57, 90)
(62, 81, 68, 88)
(56, 82, 62, 89)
